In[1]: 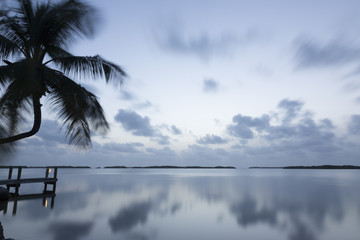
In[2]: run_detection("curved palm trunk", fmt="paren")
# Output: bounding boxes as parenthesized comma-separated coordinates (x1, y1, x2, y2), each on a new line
(0, 96, 42, 144)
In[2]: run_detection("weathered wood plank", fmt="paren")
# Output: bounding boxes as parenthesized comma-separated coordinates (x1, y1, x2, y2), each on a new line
(0, 178, 57, 185)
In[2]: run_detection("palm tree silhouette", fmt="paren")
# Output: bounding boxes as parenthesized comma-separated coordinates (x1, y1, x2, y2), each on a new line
(0, 0, 126, 148)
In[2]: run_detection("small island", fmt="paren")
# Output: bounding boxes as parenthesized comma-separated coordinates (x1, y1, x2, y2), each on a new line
(104, 166, 236, 169)
(249, 165, 360, 169)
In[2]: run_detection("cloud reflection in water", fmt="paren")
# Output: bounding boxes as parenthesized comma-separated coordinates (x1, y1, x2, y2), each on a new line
(0, 169, 359, 240)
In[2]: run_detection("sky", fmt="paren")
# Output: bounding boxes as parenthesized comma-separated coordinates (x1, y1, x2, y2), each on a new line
(2, 0, 360, 168)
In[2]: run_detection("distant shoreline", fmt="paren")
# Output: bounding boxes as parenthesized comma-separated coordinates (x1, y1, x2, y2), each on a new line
(104, 166, 236, 169)
(249, 165, 360, 169)
(0, 165, 236, 169)
(2, 165, 358, 170)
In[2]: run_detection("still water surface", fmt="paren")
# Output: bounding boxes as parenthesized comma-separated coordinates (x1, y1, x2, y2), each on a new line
(0, 168, 359, 240)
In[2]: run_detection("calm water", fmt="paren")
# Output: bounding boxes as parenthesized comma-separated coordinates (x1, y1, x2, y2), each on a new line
(0, 168, 359, 240)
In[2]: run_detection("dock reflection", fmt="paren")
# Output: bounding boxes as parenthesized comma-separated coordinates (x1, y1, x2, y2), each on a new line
(1, 192, 56, 215)
(0, 167, 57, 215)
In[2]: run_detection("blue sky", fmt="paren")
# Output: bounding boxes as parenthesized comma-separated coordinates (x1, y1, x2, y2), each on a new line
(2, 0, 360, 167)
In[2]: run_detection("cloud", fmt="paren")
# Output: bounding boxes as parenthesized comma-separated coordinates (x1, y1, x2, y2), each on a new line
(170, 125, 182, 135)
(181, 144, 230, 164)
(114, 109, 171, 145)
(278, 99, 304, 124)
(156, 135, 171, 145)
(160, 124, 182, 135)
(102, 142, 144, 153)
(227, 99, 340, 161)
(5, 98, 360, 168)
(145, 146, 176, 156)
(348, 115, 360, 134)
(132, 101, 154, 110)
(197, 134, 227, 145)
(156, 27, 257, 60)
(227, 114, 270, 139)
(203, 78, 219, 93)
(115, 110, 156, 137)
(36, 120, 66, 144)
(120, 90, 135, 101)
(294, 39, 360, 69)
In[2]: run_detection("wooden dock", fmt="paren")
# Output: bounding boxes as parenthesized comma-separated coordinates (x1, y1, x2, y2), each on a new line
(0, 167, 58, 215)
(0, 167, 57, 195)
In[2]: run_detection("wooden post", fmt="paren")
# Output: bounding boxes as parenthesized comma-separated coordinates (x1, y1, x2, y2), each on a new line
(16, 167, 22, 180)
(8, 167, 13, 180)
(14, 167, 22, 195)
(44, 168, 49, 193)
(12, 200, 17, 215)
(54, 168, 58, 179)
(7, 167, 13, 191)
(52, 168, 58, 192)
(51, 196, 55, 209)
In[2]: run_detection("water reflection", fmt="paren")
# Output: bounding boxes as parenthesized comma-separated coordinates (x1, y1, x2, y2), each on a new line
(48, 221, 93, 240)
(109, 200, 152, 232)
(0, 169, 359, 240)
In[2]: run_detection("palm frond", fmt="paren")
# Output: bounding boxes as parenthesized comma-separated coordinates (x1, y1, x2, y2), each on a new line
(17, 0, 34, 27)
(50, 55, 126, 85)
(0, 81, 31, 136)
(0, 59, 48, 97)
(0, 64, 12, 88)
(0, 17, 28, 57)
(0, 35, 22, 59)
(45, 45, 73, 60)
(0, 0, 124, 148)
(45, 70, 109, 147)
(36, 0, 98, 48)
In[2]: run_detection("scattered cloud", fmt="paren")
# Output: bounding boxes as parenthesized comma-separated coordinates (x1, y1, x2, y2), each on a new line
(294, 38, 360, 69)
(227, 99, 340, 163)
(227, 114, 270, 139)
(182, 144, 230, 164)
(356, 96, 360, 104)
(203, 78, 219, 93)
(197, 134, 227, 145)
(36, 120, 66, 144)
(146, 146, 176, 156)
(277, 99, 304, 124)
(250, 65, 273, 77)
(170, 125, 182, 135)
(160, 124, 182, 135)
(156, 135, 171, 145)
(348, 115, 360, 134)
(120, 90, 135, 101)
(102, 142, 144, 153)
(156, 27, 257, 61)
(114, 109, 170, 145)
(132, 101, 154, 110)
(5, 99, 360, 168)
(115, 109, 156, 137)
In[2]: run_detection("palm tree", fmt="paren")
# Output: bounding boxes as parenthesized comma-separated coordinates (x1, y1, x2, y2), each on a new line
(0, 0, 126, 148)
